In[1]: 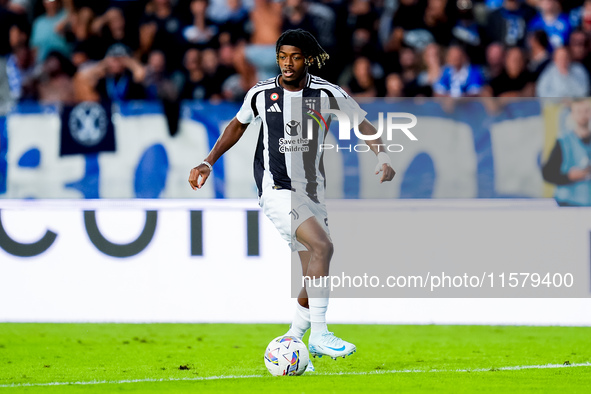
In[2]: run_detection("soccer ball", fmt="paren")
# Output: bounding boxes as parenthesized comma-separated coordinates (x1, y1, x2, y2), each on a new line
(264, 336, 309, 376)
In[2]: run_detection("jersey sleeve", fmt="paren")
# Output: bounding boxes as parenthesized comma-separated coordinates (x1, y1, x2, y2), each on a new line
(236, 88, 257, 124)
(326, 86, 368, 125)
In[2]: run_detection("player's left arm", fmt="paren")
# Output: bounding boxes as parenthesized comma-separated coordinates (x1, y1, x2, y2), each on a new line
(357, 119, 396, 183)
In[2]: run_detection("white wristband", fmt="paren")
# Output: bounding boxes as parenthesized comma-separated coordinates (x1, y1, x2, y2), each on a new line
(200, 160, 213, 171)
(377, 152, 391, 166)
(375, 152, 391, 173)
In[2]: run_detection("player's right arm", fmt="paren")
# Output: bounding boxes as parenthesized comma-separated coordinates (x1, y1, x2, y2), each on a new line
(188, 117, 249, 190)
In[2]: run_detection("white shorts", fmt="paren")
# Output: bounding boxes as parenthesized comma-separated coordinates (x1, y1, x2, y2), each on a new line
(259, 187, 330, 252)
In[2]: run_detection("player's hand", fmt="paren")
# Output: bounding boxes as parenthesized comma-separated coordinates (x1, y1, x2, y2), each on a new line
(188, 164, 211, 190)
(375, 163, 396, 183)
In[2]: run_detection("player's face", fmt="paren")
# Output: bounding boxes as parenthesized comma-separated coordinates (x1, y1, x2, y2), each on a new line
(277, 45, 307, 84)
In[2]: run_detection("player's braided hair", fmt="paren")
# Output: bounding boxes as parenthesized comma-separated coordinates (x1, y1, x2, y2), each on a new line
(276, 29, 330, 68)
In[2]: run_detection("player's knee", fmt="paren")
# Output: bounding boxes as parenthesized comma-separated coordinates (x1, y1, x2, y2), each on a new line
(310, 238, 333, 260)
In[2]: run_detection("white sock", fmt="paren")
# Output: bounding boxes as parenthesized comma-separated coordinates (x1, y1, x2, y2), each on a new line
(306, 277, 330, 337)
(286, 303, 310, 339)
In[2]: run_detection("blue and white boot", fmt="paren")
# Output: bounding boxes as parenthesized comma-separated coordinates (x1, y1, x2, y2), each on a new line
(308, 331, 356, 360)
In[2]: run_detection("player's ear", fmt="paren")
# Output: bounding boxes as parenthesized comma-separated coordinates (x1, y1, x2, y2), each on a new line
(305, 56, 314, 67)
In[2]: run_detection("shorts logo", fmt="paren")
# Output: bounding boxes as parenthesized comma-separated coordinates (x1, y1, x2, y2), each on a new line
(270, 93, 279, 101)
(285, 120, 301, 136)
(289, 209, 299, 220)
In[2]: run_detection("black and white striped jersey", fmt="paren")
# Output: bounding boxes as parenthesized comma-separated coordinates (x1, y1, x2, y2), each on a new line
(236, 74, 366, 200)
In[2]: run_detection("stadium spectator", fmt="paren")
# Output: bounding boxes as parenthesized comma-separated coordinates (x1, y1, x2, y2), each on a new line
(283, 0, 316, 37)
(579, 0, 591, 33)
(350, 21, 379, 62)
(139, 0, 184, 69)
(143, 48, 184, 135)
(179, 47, 209, 100)
(385, 0, 456, 51)
(527, 0, 572, 49)
(54, 1, 95, 47)
(80, 43, 147, 104)
(5, 43, 35, 101)
(384, 0, 430, 52)
(348, 0, 378, 33)
(399, 45, 419, 81)
(483, 0, 504, 10)
(7, 0, 33, 16)
(423, 0, 456, 47)
(6, 0, 591, 108)
(200, 47, 233, 99)
(68, 0, 108, 17)
(542, 99, 591, 206)
(347, 0, 380, 60)
(416, 42, 442, 94)
(452, 0, 485, 64)
(483, 46, 534, 97)
(143, 49, 183, 102)
(10, 8, 29, 49)
(568, 0, 590, 30)
(485, 0, 537, 47)
(72, 44, 101, 102)
(527, 29, 551, 79)
(218, 39, 238, 72)
(283, 0, 336, 52)
(69, 45, 88, 69)
(21, 50, 76, 104)
(221, 42, 257, 101)
(30, 0, 71, 63)
(91, 7, 139, 59)
(344, 0, 376, 50)
(483, 42, 505, 80)
(398, 44, 430, 96)
(433, 44, 485, 97)
(203, 0, 244, 25)
(217, 0, 249, 45)
(182, 0, 218, 47)
(1, 0, 29, 112)
(536, 46, 590, 97)
(568, 29, 591, 72)
(384, 72, 404, 97)
(244, 0, 282, 81)
(343, 56, 380, 97)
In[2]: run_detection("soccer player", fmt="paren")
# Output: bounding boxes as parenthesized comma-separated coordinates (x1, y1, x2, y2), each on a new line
(188, 29, 395, 361)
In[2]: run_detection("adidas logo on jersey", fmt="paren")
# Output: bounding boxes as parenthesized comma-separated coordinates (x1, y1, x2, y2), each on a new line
(267, 103, 281, 113)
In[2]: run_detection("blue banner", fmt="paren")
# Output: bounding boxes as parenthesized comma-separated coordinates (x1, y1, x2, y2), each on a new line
(1, 99, 550, 200)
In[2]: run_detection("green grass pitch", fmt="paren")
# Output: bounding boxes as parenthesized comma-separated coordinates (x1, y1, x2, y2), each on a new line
(0, 323, 590, 393)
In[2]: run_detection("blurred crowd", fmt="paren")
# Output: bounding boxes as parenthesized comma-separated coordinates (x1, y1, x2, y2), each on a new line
(1, 0, 591, 117)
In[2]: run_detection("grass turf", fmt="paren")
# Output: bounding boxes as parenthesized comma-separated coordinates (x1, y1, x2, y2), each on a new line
(0, 323, 590, 393)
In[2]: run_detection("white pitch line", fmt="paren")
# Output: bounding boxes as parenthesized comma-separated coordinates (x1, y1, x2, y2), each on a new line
(1, 362, 590, 388)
